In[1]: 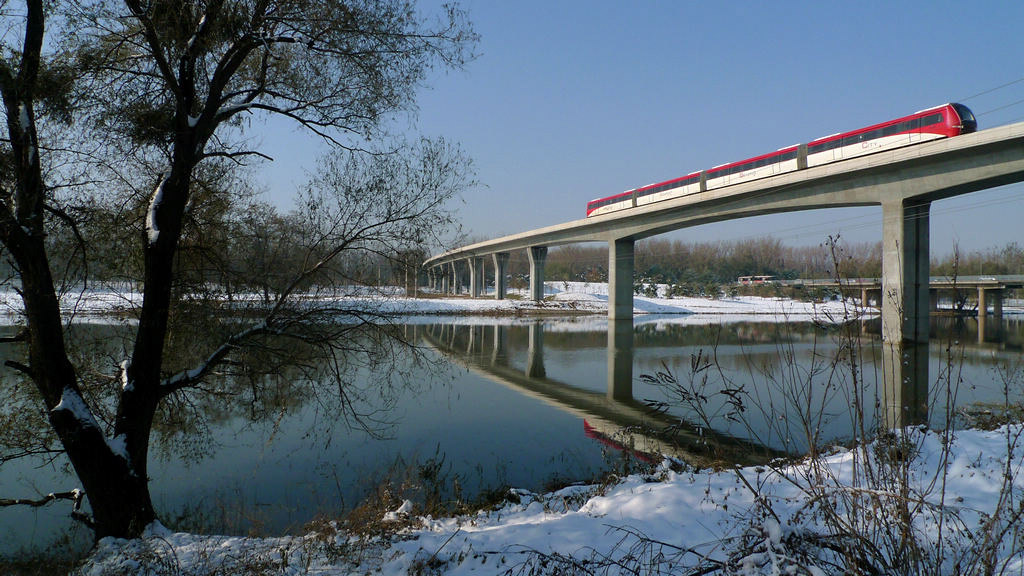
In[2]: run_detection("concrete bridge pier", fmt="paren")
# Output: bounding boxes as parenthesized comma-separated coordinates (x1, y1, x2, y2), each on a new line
(862, 288, 882, 308)
(468, 256, 485, 297)
(978, 287, 1004, 317)
(609, 238, 635, 321)
(880, 200, 930, 428)
(606, 238, 636, 401)
(440, 264, 450, 294)
(492, 252, 509, 300)
(528, 246, 548, 302)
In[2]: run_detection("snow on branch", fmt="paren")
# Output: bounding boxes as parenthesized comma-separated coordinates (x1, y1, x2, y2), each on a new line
(0, 488, 83, 509)
(120, 359, 132, 391)
(161, 321, 269, 394)
(51, 386, 101, 431)
(145, 175, 167, 246)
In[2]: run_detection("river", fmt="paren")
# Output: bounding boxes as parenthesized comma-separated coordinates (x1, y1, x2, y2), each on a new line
(1, 314, 1022, 558)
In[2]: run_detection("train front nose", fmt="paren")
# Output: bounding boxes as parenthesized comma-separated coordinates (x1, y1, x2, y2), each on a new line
(952, 103, 977, 133)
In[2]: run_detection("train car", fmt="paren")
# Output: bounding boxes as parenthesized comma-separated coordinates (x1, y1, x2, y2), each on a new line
(704, 145, 801, 191)
(805, 103, 976, 167)
(586, 189, 636, 217)
(585, 103, 976, 218)
(634, 171, 703, 207)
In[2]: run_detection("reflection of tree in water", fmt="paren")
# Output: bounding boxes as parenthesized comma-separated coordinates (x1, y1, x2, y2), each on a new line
(0, 318, 442, 469)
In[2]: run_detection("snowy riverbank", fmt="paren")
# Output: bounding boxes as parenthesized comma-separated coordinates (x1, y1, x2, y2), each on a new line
(0, 281, 871, 321)
(79, 424, 1024, 575)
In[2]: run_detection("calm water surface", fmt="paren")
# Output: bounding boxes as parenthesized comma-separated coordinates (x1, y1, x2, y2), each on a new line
(2, 314, 1022, 556)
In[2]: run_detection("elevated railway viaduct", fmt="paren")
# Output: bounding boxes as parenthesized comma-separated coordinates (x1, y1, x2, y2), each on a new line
(424, 121, 1024, 426)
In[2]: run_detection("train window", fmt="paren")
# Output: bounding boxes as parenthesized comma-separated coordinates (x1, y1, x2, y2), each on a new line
(808, 141, 829, 154)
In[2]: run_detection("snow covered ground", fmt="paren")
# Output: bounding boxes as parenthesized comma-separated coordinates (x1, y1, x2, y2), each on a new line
(358, 281, 868, 318)
(79, 425, 1024, 575)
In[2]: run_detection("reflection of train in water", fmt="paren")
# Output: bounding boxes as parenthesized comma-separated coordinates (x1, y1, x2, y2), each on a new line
(586, 103, 977, 217)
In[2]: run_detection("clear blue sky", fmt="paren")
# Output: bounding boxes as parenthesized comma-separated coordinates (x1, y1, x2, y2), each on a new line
(262, 1, 1024, 256)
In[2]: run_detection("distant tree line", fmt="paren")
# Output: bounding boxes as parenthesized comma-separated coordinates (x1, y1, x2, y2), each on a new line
(530, 238, 1024, 285)
(8, 190, 436, 301)
(443, 238, 1024, 300)
(538, 237, 884, 285)
(931, 242, 1024, 277)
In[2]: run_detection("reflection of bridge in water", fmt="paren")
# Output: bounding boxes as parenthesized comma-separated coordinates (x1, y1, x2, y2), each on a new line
(858, 315, 1024, 349)
(420, 322, 778, 467)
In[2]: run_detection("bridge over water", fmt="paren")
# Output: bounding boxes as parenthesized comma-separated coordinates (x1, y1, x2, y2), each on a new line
(794, 273, 1024, 311)
(424, 121, 1024, 427)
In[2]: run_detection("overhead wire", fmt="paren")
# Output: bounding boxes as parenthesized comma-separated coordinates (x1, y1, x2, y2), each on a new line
(958, 76, 1024, 102)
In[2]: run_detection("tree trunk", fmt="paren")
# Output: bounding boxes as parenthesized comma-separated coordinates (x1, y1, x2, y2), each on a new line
(15, 235, 157, 539)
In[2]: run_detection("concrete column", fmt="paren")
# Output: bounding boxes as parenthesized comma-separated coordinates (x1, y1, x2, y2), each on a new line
(608, 318, 634, 401)
(861, 287, 870, 308)
(880, 200, 930, 427)
(978, 287, 988, 316)
(609, 238, 635, 321)
(451, 261, 460, 294)
(441, 264, 450, 294)
(468, 256, 484, 297)
(528, 246, 548, 302)
(978, 312, 987, 344)
(492, 252, 510, 300)
(526, 322, 545, 378)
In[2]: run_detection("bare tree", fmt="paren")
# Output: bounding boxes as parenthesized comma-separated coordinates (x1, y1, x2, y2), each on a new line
(0, 0, 475, 540)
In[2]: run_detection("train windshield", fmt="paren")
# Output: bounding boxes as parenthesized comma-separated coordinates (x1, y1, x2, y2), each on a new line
(952, 103, 977, 133)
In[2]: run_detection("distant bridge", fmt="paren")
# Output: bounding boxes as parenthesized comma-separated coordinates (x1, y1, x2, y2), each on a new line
(424, 121, 1024, 426)
(790, 274, 1024, 312)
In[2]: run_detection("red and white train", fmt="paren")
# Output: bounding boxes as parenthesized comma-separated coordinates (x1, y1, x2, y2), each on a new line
(585, 103, 977, 217)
